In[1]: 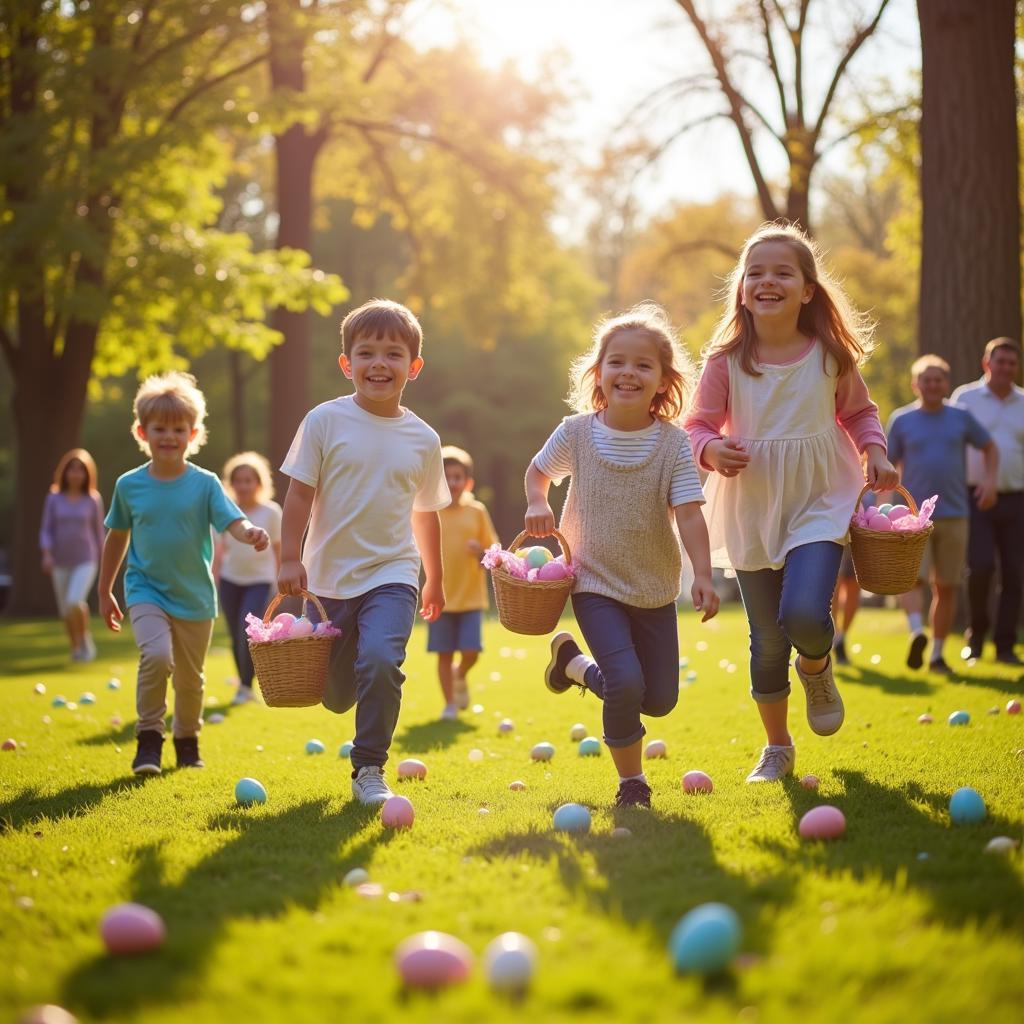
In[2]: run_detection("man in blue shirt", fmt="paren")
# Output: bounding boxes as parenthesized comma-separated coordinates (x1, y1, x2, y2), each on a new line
(887, 355, 998, 673)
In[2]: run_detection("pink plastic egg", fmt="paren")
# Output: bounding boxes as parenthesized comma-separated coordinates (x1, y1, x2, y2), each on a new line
(918, 714, 933, 724)
(395, 931, 473, 988)
(867, 514, 893, 532)
(397, 758, 427, 780)
(509, 780, 526, 791)
(887, 504, 911, 521)
(381, 794, 415, 829)
(536, 559, 570, 582)
(272, 612, 296, 628)
(2, 738, 16, 751)
(100, 902, 166, 955)
(682, 770, 714, 794)
(800, 774, 820, 790)
(1007, 700, 1021, 715)
(798, 805, 846, 840)
(289, 616, 314, 638)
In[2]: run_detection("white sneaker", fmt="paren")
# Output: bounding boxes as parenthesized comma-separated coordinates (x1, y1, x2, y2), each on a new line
(440, 703, 459, 721)
(453, 670, 470, 710)
(80, 634, 97, 662)
(232, 686, 258, 706)
(794, 656, 845, 736)
(351, 766, 393, 806)
(746, 744, 796, 783)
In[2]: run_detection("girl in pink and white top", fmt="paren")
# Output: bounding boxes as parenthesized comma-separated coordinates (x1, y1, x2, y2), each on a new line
(684, 223, 899, 783)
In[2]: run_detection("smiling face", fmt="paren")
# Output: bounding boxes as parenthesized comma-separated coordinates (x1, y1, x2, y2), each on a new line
(339, 331, 423, 414)
(596, 329, 667, 417)
(138, 416, 198, 468)
(913, 366, 950, 406)
(230, 465, 262, 507)
(741, 240, 815, 322)
(984, 346, 1020, 391)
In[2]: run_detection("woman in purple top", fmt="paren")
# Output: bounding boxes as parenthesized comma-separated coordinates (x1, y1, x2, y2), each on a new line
(39, 448, 106, 661)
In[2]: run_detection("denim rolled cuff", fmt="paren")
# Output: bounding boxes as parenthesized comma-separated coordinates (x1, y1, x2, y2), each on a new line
(604, 723, 647, 748)
(750, 683, 791, 704)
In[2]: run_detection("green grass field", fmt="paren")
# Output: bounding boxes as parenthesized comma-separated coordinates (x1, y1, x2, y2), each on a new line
(1, 608, 1023, 1024)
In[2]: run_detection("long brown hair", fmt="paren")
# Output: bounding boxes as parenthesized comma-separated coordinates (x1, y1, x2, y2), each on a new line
(568, 303, 696, 422)
(51, 448, 99, 496)
(704, 222, 874, 378)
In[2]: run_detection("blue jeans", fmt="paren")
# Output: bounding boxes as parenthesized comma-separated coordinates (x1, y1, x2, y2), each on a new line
(219, 579, 273, 689)
(735, 541, 843, 703)
(313, 584, 418, 772)
(571, 592, 680, 748)
(967, 491, 1024, 654)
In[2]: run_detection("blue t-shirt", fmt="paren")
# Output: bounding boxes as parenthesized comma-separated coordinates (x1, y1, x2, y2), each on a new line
(105, 463, 243, 619)
(886, 402, 991, 519)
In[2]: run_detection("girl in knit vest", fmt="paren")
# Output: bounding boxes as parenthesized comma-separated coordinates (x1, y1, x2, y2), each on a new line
(683, 223, 898, 784)
(525, 304, 719, 809)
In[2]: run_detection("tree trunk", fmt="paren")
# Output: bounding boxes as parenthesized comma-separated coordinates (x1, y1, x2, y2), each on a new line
(229, 349, 248, 452)
(917, 0, 1021, 386)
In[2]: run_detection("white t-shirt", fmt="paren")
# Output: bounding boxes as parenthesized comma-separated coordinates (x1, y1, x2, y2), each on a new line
(281, 396, 450, 599)
(951, 378, 1024, 491)
(219, 501, 282, 586)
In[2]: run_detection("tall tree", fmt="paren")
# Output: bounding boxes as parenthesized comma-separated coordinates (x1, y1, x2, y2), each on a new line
(632, 0, 894, 234)
(917, 0, 1021, 384)
(0, 3, 342, 614)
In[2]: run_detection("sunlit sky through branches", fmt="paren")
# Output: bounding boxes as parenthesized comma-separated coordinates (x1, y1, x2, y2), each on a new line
(418, 0, 921, 236)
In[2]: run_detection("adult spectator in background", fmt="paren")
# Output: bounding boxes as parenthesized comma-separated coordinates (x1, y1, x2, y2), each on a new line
(952, 338, 1024, 666)
(887, 356, 997, 674)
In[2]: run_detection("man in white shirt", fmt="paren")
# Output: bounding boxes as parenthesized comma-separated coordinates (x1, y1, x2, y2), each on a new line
(951, 337, 1024, 666)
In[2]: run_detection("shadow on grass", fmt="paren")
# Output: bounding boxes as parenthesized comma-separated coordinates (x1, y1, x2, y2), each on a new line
(468, 806, 797, 965)
(0, 777, 147, 833)
(76, 702, 248, 748)
(394, 717, 476, 753)
(61, 797, 387, 1016)
(839, 665, 935, 696)
(769, 768, 1024, 931)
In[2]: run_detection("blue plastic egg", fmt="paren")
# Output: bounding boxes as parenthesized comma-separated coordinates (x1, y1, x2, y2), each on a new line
(338, 741, 354, 759)
(107, 678, 121, 690)
(578, 736, 602, 757)
(235, 777, 267, 806)
(305, 738, 326, 755)
(669, 903, 741, 973)
(525, 546, 552, 569)
(949, 786, 986, 824)
(948, 710, 971, 726)
(52, 696, 67, 708)
(79, 692, 96, 705)
(552, 803, 591, 834)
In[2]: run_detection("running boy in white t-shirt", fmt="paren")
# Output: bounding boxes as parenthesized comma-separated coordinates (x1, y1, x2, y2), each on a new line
(278, 299, 450, 806)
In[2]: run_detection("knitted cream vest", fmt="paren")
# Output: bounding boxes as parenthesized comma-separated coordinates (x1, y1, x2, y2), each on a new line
(558, 414, 683, 609)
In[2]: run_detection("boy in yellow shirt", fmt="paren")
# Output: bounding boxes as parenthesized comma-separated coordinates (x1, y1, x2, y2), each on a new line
(431, 446, 499, 719)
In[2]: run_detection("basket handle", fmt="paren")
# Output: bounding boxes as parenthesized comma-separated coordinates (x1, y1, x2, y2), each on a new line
(262, 588, 330, 625)
(505, 529, 572, 567)
(854, 483, 919, 517)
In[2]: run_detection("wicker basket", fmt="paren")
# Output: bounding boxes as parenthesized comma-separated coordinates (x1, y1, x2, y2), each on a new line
(249, 590, 335, 707)
(491, 530, 574, 636)
(849, 484, 933, 595)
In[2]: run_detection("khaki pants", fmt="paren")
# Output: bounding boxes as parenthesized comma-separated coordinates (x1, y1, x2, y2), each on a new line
(129, 603, 214, 738)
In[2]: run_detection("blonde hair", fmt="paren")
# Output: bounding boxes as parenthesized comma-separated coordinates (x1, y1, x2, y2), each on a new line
(910, 354, 950, 379)
(341, 298, 423, 358)
(51, 448, 99, 496)
(705, 222, 874, 378)
(441, 445, 474, 477)
(568, 303, 695, 422)
(131, 371, 208, 456)
(222, 451, 275, 501)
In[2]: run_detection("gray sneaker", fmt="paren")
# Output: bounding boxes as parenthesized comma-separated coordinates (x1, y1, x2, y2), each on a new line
(794, 656, 845, 736)
(453, 671, 470, 710)
(351, 765, 393, 806)
(746, 744, 796, 783)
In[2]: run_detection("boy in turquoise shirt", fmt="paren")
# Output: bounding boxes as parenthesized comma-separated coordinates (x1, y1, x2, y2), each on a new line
(99, 371, 269, 775)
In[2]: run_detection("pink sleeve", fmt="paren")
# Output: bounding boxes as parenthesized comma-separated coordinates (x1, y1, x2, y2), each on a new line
(836, 367, 887, 453)
(682, 354, 730, 470)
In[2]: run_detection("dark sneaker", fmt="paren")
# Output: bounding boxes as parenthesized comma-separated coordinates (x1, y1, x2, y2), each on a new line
(132, 730, 164, 775)
(996, 649, 1023, 666)
(833, 636, 849, 666)
(544, 632, 588, 695)
(615, 778, 652, 808)
(907, 632, 928, 670)
(929, 657, 952, 676)
(174, 736, 205, 769)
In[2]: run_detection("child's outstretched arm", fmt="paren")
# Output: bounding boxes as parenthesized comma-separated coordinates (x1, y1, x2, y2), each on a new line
(98, 528, 130, 632)
(524, 462, 556, 536)
(674, 503, 720, 622)
(412, 510, 445, 622)
(225, 518, 270, 551)
(279, 479, 314, 595)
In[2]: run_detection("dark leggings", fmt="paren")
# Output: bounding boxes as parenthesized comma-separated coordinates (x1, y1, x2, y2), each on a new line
(219, 579, 273, 689)
(572, 592, 680, 748)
